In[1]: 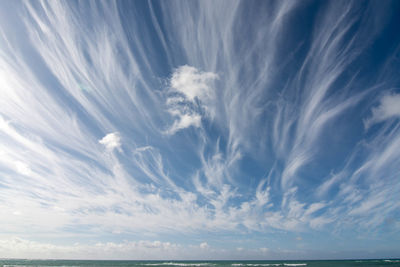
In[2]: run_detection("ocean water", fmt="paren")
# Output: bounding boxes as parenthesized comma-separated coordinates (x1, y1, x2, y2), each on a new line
(0, 260, 400, 267)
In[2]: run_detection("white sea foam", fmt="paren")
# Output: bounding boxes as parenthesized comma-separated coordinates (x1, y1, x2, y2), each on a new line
(144, 263, 214, 266)
(3, 266, 81, 267)
(384, 260, 400, 262)
(232, 264, 282, 266)
(283, 264, 307, 266)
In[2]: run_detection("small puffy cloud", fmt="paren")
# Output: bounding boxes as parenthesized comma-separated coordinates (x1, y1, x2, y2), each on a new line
(170, 65, 218, 102)
(364, 93, 400, 128)
(200, 242, 209, 249)
(99, 132, 121, 151)
(165, 66, 218, 134)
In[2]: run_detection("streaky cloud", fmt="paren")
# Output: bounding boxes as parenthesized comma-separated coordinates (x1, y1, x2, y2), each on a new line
(0, 0, 399, 259)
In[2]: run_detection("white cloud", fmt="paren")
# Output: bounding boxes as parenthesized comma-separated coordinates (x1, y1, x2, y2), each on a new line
(134, 146, 153, 153)
(14, 161, 32, 176)
(165, 66, 218, 134)
(0, 0, 398, 257)
(304, 202, 326, 216)
(1, 237, 356, 260)
(170, 65, 218, 102)
(199, 242, 209, 249)
(99, 132, 121, 151)
(0, 237, 181, 260)
(167, 113, 202, 135)
(364, 93, 400, 128)
(309, 216, 334, 230)
(13, 211, 22, 216)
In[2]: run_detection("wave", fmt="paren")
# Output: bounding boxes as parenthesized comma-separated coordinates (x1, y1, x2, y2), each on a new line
(232, 264, 281, 266)
(232, 264, 306, 267)
(3, 266, 82, 267)
(383, 260, 400, 263)
(143, 263, 215, 266)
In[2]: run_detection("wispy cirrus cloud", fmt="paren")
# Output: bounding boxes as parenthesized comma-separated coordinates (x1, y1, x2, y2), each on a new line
(0, 0, 400, 259)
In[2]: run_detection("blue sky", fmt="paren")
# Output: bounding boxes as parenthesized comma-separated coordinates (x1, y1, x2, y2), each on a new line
(0, 0, 400, 260)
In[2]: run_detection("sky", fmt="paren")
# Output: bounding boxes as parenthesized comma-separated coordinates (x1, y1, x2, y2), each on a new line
(0, 0, 400, 260)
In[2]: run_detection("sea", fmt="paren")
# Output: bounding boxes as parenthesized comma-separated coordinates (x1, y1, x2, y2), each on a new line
(0, 260, 400, 267)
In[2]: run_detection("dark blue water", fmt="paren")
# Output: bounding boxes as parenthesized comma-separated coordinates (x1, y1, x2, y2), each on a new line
(1, 259, 400, 267)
